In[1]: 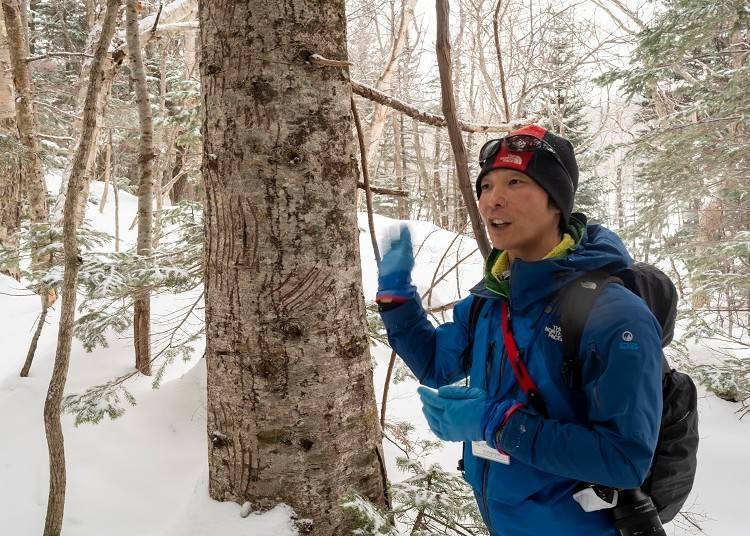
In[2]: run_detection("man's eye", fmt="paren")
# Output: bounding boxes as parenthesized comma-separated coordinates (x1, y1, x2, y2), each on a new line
(481, 183, 490, 190)
(508, 178, 520, 185)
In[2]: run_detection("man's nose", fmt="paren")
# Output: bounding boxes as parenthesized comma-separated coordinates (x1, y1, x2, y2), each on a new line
(485, 185, 507, 207)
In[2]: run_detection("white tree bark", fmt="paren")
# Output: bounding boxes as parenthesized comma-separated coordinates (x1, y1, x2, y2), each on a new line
(364, 0, 416, 168)
(201, 0, 388, 532)
(138, 0, 197, 41)
(126, 0, 155, 376)
(0, 14, 15, 120)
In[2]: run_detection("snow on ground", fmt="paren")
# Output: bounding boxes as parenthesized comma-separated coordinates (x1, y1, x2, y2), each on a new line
(0, 183, 747, 535)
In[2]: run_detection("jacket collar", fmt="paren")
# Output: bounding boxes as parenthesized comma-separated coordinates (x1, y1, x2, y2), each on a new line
(470, 214, 632, 312)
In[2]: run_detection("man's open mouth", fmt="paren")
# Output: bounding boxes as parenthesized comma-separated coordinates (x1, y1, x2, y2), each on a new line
(490, 219, 511, 229)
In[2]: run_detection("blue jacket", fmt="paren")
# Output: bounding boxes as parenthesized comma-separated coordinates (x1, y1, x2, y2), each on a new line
(380, 224, 663, 536)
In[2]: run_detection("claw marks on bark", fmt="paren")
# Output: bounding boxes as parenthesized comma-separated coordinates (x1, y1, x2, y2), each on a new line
(231, 194, 259, 273)
(209, 400, 260, 501)
(273, 264, 336, 316)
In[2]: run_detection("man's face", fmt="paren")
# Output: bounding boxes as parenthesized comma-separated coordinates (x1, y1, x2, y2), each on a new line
(478, 168, 561, 260)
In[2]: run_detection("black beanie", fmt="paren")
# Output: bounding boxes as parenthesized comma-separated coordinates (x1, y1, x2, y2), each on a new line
(475, 125, 579, 225)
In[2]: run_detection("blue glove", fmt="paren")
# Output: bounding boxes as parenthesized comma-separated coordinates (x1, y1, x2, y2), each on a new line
(376, 225, 415, 303)
(418, 385, 495, 442)
(419, 385, 525, 445)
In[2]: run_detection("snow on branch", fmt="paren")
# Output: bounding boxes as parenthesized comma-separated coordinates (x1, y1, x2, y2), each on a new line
(137, 0, 197, 39)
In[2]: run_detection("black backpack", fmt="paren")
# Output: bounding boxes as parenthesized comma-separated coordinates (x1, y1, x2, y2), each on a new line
(464, 263, 699, 524)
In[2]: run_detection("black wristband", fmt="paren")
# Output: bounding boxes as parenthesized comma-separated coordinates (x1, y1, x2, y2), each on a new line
(377, 301, 404, 313)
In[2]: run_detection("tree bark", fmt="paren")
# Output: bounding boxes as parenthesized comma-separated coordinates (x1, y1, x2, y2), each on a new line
(435, 0, 490, 257)
(42, 3, 122, 534)
(0, 13, 19, 277)
(364, 0, 416, 168)
(1, 0, 49, 233)
(493, 0, 512, 122)
(0, 137, 20, 280)
(432, 127, 449, 229)
(98, 130, 112, 213)
(201, 1, 388, 532)
(412, 120, 437, 224)
(168, 142, 187, 204)
(126, 0, 155, 376)
(0, 12, 15, 120)
(392, 115, 408, 219)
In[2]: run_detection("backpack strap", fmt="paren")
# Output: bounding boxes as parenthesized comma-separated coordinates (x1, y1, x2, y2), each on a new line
(460, 296, 487, 374)
(558, 270, 622, 389)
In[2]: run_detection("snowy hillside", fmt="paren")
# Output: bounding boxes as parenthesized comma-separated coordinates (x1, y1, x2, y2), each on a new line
(0, 180, 748, 535)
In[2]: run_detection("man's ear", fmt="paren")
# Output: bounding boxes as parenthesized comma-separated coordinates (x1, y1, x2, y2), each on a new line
(547, 196, 561, 214)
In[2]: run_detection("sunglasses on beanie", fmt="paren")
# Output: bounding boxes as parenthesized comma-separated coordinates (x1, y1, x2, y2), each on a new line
(479, 135, 573, 187)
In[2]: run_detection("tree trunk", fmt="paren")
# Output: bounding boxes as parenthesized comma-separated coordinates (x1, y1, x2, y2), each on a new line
(184, 28, 197, 78)
(168, 142, 187, 204)
(0, 12, 15, 120)
(412, 120, 437, 224)
(432, 127, 449, 229)
(435, 0, 490, 256)
(126, 0, 155, 376)
(392, 115, 408, 219)
(70, 57, 120, 227)
(58, 10, 123, 217)
(2, 0, 49, 233)
(0, 14, 19, 278)
(615, 165, 625, 230)
(200, 1, 388, 532)
(0, 137, 20, 280)
(42, 3, 121, 534)
(98, 130, 113, 213)
(113, 169, 120, 253)
(364, 0, 417, 170)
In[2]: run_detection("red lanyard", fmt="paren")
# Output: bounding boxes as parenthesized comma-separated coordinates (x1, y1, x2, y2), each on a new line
(500, 300, 548, 417)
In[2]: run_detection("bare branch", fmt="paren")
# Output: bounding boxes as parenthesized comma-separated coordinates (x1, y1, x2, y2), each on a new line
(26, 51, 94, 62)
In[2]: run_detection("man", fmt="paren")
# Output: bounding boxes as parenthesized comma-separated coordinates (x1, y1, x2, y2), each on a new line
(376, 125, 663, 535)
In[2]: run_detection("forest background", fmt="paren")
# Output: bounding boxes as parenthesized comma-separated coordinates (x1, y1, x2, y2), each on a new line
(0, 0, 748, 535)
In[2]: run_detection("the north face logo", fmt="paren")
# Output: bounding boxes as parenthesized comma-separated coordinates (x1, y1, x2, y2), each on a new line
(545, 325, 563, 342)
(499, 154, 523, 165)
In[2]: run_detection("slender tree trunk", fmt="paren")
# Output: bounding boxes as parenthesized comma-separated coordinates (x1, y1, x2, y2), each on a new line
(20, 295, 47, 376)
(493, 0, 512, 122)
(168, 142, 187, 204)
(70, 58, 120, 227)
(58, 11, 123, 212)
(412, 120, 437, 224)
(201, 1, 388, 532)
(435, 0, 490, 256)
(615, 165, 625, 230)
(42, 3, 121, 534)
(392, 115, 408, 219)
(365, 0, 417, 169)
(184, 28, 197, 78)
(113, 170, 120, 252)
(432, 127, 449, 229)
(99, 130, 113, 213)
(126, 0, 155, 376)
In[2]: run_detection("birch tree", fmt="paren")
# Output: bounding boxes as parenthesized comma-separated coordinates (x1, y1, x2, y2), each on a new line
(125, 0, 155, 375)
(201, 0, 387, 532)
